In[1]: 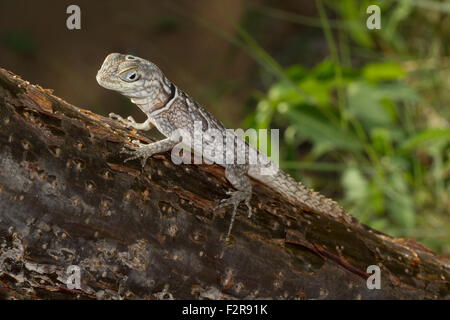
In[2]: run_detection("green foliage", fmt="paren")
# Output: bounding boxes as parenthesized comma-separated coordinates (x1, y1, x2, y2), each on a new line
(204, 0, 450, 252)
(249, 56, 449, 251)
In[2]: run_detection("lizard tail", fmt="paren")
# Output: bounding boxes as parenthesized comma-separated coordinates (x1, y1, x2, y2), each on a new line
(249, 167, 353, 223)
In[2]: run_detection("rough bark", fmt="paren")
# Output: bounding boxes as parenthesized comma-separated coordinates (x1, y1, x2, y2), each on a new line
(0, 67, 448, 300)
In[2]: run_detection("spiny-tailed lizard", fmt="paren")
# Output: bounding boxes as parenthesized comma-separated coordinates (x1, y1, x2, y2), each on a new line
(96, 53, 352, 239)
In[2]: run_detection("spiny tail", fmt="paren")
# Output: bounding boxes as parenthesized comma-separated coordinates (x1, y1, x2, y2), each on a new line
(249, 166, 353, 224)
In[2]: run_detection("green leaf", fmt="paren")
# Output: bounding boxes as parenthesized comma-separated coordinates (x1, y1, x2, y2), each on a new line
(376, 82, 419, 102)
(254, 99, 275, 129)
(268, 82, 304, 105)
(363, 62, 406, 81)
(347, 82, 394, 127)
(299, 78, 332, 106)
(400, 128, 450, 151)
(386, 173, 416, 230)
(342, 167, 369, 202)
(348, 81, 418, 128)
(371, 128, 393, 155)
(285, 65, 308, 81)
(312, 59, 336, 80)
(281, 106, 363, 151)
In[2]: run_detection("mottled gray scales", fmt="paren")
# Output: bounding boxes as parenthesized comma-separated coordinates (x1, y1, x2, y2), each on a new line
(96, 53, 352, 239)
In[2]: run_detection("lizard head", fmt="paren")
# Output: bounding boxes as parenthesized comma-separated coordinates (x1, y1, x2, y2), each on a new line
(96, 53, 165, 95)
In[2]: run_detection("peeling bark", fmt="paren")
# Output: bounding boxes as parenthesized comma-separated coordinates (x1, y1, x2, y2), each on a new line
(0, 68, 448, 300)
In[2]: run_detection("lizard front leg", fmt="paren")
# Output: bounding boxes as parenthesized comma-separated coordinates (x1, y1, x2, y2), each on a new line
(215, 164, 252, 240)
(121, 137, 180, 167)
(109, 113, 154, 131)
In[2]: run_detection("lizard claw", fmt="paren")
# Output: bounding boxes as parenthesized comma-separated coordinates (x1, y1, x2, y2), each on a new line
(109, 113, 138, 128)
(213, 190, 252, 240)
(214, 191, 243, 210)
(123, 155, 149, 167)
(109, 112, 123, 120)
(120, 140, 153, 167)
(109, 113, 152, 131)
(126, 116, 137, 124)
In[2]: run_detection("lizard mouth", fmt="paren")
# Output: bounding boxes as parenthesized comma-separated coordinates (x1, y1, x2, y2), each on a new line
(96, 69, 118, 90)
(95, 70, 109, 88)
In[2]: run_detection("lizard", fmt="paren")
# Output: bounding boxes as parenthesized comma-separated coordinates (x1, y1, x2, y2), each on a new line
(96, 53, 352, 239)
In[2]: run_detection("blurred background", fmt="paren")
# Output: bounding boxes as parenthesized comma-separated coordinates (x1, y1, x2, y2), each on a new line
(0, 0, 448, 254)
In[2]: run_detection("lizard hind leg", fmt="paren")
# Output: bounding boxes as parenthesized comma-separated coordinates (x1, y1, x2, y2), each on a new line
(215, 165, 252, 240)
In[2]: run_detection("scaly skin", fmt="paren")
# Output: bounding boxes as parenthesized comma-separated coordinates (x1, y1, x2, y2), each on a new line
(96, 53, 352, 239)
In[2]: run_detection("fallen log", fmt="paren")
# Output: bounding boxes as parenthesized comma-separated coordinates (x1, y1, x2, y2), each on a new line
(0, 68, 448, 299)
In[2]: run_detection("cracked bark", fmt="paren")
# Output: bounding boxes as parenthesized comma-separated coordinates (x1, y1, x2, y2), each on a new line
(0, 68, 448, 300)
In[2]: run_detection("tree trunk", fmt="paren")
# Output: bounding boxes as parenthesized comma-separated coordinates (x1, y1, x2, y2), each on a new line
(0, 68, 448, 300)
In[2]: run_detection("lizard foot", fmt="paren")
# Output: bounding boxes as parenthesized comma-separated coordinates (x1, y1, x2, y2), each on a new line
(214, 190, 252, 240)
(121, 140, 155, 167)
(109, 113, 138, 127)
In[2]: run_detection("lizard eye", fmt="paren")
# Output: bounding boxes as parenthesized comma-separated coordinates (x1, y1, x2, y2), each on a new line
(119, 69, 140, 82)
(125, 55, 136, 60)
